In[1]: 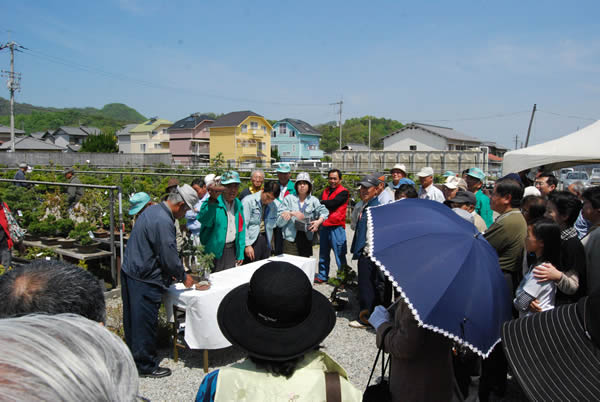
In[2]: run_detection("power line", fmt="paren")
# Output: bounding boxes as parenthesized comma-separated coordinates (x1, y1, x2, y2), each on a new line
(537, 110, 598, 121)
(18, 48, 332, 107)
(412, 110, 531, 123)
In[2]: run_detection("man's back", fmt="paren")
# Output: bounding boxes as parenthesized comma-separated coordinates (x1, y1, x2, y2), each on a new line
(122, 203, 183, 287)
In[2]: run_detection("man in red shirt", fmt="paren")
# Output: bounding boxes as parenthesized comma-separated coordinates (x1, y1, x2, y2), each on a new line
(316, 169, 350, 283)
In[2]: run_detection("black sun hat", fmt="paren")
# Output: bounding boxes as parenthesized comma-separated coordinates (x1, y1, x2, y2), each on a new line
(217, 261, 335, 361)
(502, 290, 600, 401)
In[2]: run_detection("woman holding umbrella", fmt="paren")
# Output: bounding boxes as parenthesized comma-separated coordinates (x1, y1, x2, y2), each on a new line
(276, 172, 328, 257)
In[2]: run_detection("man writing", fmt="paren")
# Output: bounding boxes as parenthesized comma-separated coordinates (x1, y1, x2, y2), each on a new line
(198, 171, 245, 271)
(465, 167, 493, 227)
(242, 181, 280, 263)
(121, 184, 198, 378)
(316, 169, 349, 283)
(239, 169, 264, 200)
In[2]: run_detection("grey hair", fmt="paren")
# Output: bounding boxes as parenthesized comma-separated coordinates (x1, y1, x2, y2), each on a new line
(0, 314, 139, 402)
(569, 181, 586, 197)
(251, 169, 265, 179)
(167, 190, 185, 204)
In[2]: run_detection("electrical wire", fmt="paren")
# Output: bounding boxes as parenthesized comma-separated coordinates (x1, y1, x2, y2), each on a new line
(19, 48, 332, 107)
(537, 110, 597, 121)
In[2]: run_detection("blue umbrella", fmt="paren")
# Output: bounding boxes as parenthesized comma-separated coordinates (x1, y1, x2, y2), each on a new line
(366, 199, 512, 357)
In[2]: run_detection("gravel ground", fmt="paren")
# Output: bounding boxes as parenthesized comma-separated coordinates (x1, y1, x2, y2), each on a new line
(110, 227, 526, 401)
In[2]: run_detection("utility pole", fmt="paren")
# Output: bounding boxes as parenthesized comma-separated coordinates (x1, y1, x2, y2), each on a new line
(368, 118, 371, 169)
(514, 134, 519, 149)
(330, 99, 343, 150)
(1, 40, 25, 153)
(524, 103, 537, 147)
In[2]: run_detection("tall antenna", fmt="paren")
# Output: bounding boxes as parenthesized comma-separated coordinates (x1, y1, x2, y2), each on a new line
(330, 99, 343, 150)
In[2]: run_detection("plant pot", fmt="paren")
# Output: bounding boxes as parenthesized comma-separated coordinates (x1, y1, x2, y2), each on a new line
(93, 230, 110, 238)
(25, 233, 39, 242)
(57, 238, 77, 249)
(40, 236, 60, 246)
(76, 241, 101, 253)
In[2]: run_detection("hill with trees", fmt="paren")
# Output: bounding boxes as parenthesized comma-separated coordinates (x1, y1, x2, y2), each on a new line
(316, 116, 404, 152)
(0, 97, 146, 134)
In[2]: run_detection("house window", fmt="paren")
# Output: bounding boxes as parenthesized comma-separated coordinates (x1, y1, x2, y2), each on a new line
(262, 125, 267, 133)
(151, 130, 158, 135)
(154, 143, 161, 149)
(410, 145, 417, 151)
(279, 124, 287, 134)
(250, 122, 258, 130)
(272, 130, 276, 138)
(140, 144, 146, 152)
(241, 124, 248, 133)
(292, 144, 296, 152)
(162, 128, 168, 134)
(290, 130, 296, 138)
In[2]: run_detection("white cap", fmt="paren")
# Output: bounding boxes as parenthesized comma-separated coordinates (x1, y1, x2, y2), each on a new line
(416, 167, 434, 177)
(523, 186, 541, 197)
(204, 174, 221, 187)
(390, 164, 407, 174)
(177, 184, 199, 209)
(444, 176, 460, 189)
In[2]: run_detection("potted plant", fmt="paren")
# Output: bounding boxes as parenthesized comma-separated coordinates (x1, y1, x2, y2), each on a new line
(56, 218, 76, 248)
(37, 215, 60, 245)
(181, 238, 214, 290)
(327, 264, 357, 311)
(69, 222, 100, 253)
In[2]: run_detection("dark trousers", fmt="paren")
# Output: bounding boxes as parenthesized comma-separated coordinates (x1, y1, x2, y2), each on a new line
(121, 270, 163, 374)
(283, 231, 313, 257)
(243, 233, 270, 264)
(479, 270, 518, 400)
(273, 227, 284, 255)
(214, 243, 237, 272)
(357, 254, 391, 315)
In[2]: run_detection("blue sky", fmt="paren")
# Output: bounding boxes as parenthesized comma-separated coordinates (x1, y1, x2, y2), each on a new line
(2, 0, 599, 148)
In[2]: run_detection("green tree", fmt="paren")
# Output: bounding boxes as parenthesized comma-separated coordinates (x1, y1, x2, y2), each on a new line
(80, 130, 118, 153)
(316, 116, 404, 153)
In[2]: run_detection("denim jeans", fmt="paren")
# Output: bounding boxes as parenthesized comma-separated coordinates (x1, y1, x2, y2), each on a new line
(317, 226, 347, 281)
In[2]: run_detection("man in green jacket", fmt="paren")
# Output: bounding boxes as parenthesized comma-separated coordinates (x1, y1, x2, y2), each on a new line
(466, 167, 493, 227)
(198, 171, 245, 271)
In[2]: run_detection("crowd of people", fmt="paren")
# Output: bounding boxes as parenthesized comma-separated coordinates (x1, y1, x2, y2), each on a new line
(0, 162, 598, 401)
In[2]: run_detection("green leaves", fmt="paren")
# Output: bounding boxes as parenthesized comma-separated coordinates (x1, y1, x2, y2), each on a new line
(316, 116, 404, 153)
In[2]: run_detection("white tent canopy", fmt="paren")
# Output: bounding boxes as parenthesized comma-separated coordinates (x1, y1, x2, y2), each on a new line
(503, 120, 600, 174)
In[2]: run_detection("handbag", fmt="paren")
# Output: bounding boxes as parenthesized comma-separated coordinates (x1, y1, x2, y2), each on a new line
(3, 205, 25, 243)
(363, 327, 392, 402)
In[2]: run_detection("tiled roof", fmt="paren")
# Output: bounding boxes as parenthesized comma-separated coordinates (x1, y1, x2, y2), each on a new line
(0, 125, 26, 135)
(168, 114, 214, 131)
(385, 122, 482, 143)
(211, 111, 262, 128)
(0, 136, 66, 151)
(279, 118, 321, 136)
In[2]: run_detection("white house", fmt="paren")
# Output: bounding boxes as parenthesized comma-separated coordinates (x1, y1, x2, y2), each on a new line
(116, 124, 139, 153)
(383, 123, 482, 152)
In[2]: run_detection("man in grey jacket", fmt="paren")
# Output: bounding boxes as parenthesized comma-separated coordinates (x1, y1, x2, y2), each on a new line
(121, 184, 198, 378)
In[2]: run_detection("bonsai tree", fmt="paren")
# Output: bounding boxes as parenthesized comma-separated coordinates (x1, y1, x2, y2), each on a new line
(68, 222, 97, 245)
(56, 218, 75, 238)
(180, 238, 214, 281)
(29, 214, 58, 237)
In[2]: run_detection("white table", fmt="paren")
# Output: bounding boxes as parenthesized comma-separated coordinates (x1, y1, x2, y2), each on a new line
(164, 254, 316, 353)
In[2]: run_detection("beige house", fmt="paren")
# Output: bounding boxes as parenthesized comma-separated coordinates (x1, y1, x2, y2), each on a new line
(129, 118, 173, 153)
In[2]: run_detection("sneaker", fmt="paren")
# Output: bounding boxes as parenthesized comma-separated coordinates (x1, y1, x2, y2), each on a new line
(314, 277, 326, 284)
(348, 320, 367, 329)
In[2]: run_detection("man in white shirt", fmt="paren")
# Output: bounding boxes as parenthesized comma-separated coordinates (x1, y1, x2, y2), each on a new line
(416, 167, 445, 203)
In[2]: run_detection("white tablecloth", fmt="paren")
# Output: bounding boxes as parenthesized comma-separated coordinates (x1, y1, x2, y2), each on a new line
(164, 254, 316, 350)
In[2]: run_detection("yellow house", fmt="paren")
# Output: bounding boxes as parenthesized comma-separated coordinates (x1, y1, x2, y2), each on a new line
(209, 111, 271, 164)
(129, 117, 173, 153)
